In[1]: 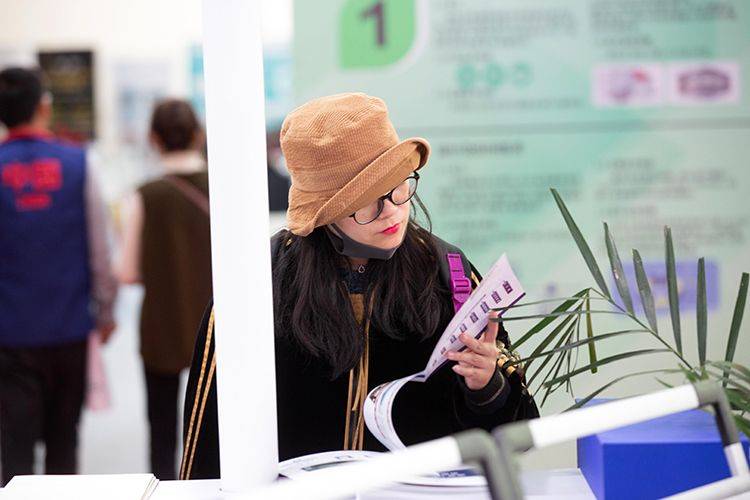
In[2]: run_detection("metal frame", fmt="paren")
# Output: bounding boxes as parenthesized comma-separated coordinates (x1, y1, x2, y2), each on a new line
(495, 381, 749, 500)
(240, 431, 518, 500)
(236, 382, 747, 499)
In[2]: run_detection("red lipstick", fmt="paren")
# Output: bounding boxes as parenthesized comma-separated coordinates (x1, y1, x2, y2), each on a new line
(382, 223, 400, 235)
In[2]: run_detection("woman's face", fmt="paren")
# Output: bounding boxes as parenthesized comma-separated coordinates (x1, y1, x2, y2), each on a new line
(333, 179, 412, 250)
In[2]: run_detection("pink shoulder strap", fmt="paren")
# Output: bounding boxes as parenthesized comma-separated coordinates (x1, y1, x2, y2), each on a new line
(446, 253, 472, 313)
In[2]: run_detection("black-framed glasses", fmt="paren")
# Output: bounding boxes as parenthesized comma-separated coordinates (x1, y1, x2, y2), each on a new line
(350, 172, 420, 225)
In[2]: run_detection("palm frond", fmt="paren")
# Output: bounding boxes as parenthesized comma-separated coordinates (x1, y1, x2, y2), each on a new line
(604, 222, 634, 314)
(521, 189, 750, 414)
(551, 189, 611, 299)
(585, 296, 597, 373)
(665, 226, 683, 355)
(537, 319, 580, 406)
(527, 326, 570, 389)
(518, 329, 647, 363)
(509, 289, 588, 349)
(655, 379, 674, 389)
(696, 258, 707, 366)
(633, 249, 658, 334)
(544, 349, 672, 388)
(724, 273, 749, 386)
(566, 369, 683, 411)
(735, 416, 750, 439)
(523, 313, 578, 373)
(502, 309, 629, 323)
(707, 361, 750, 386)
(725, 388, 750, 415)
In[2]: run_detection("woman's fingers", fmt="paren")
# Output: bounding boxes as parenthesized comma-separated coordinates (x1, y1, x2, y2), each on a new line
(451, 364, 475, 377)
(484, 310, 499, 345)
(458, 333, 497, 357)
(445, 350, 495, 369)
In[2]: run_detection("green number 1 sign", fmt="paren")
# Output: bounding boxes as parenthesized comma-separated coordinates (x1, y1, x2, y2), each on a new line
(340, 0, 417, 68)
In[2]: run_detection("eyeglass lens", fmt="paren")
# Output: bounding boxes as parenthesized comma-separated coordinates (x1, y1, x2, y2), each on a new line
(352, 176, 418, 224)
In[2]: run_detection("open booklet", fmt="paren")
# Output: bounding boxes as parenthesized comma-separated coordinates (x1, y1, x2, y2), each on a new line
(364, 254, 525, 451)
(279, 450, 490, 498)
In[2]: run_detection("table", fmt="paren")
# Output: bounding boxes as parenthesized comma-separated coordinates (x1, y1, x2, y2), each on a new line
(150, 468, 595, 499)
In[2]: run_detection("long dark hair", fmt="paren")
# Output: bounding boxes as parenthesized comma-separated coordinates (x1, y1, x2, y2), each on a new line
(272, 196, 453, 379)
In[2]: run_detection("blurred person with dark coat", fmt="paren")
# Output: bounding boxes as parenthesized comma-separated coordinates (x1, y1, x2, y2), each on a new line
(266, 128, 290, 212)
(0, 67, 117, 485)
(115, 99, 212, 480)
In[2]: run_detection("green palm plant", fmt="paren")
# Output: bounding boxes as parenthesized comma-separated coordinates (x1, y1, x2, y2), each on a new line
(499, 189, 749, 436)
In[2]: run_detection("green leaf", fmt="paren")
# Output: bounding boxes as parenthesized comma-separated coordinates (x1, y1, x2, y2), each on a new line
(523, 313, 578, 373)
(518, 329, 646, 363)
(696, 258, 707, 366)
(538, 319, 580, 406)
(493, 295, 608, 310)
(502, 309, 627, 323)
(633, 249, 658, 334)
(604, 223, 634, 314)
(537, 351, 567, 405)
(541, 351, 570, 406)
(565, 316, 577, 394)
(677, 364, 707, 384)
(707, 361, 750, 386)
(551, 189, 611, 299)
(566, 369, 681, 410)
(527, 327, 570, 389)
(655, 379, 674, 389)
(724, 273, 749, 386)
(544, 349, 671, 388)
(665, 226, 683, 355)
(703, 371, 750, 399)
(735, 416, 750, 439)
(726, 389, 750, 414)
(585, 296, 597, 373)
(510, 289, 588, 349)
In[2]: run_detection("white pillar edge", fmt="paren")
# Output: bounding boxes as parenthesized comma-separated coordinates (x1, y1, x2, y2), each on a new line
(202, 0, 278, 493)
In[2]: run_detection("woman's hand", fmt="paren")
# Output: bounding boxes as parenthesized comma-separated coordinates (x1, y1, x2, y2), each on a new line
(445, 310, 502, 390)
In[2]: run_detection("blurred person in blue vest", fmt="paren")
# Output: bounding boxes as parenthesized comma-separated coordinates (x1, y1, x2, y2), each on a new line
(115, 99, 212, 480)
(0, 67, 117, 485)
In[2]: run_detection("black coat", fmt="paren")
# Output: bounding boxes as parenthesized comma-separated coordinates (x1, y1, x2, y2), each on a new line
(179, 231, 538, 479)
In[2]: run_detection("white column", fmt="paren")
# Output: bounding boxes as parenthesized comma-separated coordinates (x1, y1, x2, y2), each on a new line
(202, 0, 278, 493)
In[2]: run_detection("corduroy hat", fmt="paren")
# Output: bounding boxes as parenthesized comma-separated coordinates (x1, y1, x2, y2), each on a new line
(280, 93, 430, 236)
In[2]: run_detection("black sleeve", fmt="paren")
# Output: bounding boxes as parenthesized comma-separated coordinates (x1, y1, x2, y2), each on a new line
(180, 299, 220, 480)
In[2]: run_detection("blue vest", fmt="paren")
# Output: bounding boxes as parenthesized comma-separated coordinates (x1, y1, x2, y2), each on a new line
(0, 132, 92, 346)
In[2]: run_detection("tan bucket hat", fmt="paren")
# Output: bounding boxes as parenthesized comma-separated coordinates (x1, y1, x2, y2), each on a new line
(280, 93, 430, 236)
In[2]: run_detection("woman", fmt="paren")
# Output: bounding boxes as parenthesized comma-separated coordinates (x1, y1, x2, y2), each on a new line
(180, 93, 537, 479)
(116, 99, 212, 480)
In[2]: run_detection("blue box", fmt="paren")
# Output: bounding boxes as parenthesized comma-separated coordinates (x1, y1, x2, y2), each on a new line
(577, 401, 749, 499)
